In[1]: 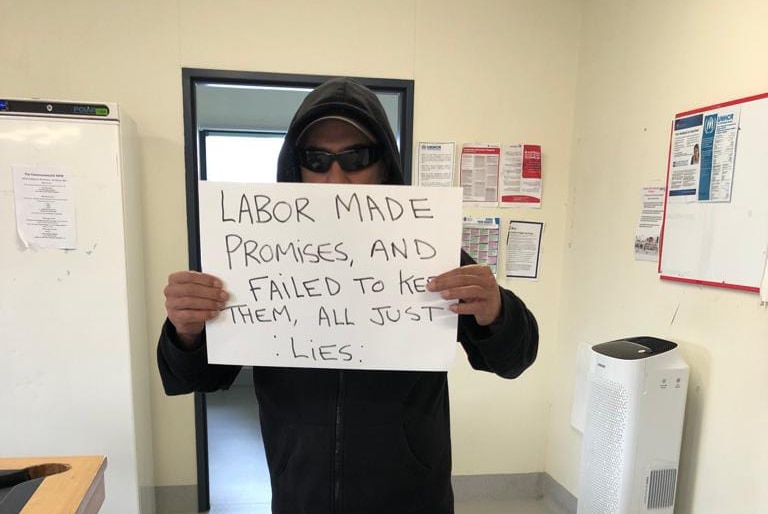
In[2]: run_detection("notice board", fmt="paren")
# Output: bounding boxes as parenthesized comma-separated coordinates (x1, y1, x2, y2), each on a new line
(659, 92, 768, 292)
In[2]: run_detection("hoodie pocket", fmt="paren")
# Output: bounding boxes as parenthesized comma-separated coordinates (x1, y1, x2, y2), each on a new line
(349, 422, 431, 480)
(342, 422, 443, 512)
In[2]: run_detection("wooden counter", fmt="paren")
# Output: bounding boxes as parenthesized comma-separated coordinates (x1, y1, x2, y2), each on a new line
(0, 456, 106, 514)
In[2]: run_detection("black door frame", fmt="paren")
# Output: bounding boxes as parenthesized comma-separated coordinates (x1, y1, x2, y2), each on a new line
(181, 68, 414, 511)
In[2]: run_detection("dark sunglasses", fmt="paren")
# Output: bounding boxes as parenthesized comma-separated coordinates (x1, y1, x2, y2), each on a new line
(298, 145, 381, 173)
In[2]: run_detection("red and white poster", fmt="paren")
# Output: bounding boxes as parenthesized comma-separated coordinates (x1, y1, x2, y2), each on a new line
(499, 144, 542, 207)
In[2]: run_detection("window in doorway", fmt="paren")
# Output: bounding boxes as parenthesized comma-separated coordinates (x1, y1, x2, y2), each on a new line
(201, 130, 285, 183)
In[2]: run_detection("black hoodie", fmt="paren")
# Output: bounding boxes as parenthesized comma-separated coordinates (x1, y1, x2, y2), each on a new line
(158, 77, 538, 514)
(276, 77, 404, 185)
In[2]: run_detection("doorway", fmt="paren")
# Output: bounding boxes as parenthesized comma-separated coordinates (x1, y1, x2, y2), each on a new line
(181, 68, 414, 511)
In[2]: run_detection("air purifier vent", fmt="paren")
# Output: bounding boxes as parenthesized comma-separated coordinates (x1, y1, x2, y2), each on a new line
(646, 468, 677, 510)
(581, 376, 630, 512)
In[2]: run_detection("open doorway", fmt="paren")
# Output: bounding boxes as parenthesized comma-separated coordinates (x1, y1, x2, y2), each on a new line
(181, 68, 414, 511)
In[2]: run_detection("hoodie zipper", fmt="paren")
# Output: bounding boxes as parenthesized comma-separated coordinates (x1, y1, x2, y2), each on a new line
(333, 370, 345, 513)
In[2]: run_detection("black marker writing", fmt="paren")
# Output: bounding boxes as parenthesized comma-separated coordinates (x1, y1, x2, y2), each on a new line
(369, 238, 436, 261)
(289, 336, 354, 362)
(220, 191, 315, 224)
(222, 304, 292, 324)
(398, 271, 432, 295)
(335, 193, 433, 222)
(248, 275, 341, 302)
(318, 306, 355, 326)
(351, 276, 385, 294)
(224, 236, 348, 269)
(368, 305, 445, 326)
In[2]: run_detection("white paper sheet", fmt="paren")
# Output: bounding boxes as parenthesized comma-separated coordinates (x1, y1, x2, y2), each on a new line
(505, 220, 543, 279)
(12, 165, 76, 249)
(198, 182, 464, 371)
(460, 144, 500, 204)
(634, 186, 665, 262)
(417, 142, 455, 187)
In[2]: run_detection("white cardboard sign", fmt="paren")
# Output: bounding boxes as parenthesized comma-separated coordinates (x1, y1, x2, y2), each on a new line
(199, 181, 463, 371)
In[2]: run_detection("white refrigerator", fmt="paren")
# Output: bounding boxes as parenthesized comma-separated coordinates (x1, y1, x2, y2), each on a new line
(0, 99, 154, 513)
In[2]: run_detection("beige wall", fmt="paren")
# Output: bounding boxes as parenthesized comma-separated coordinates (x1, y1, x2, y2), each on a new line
(4, 1, 765, 511)
(547, 1, 768, 513)
(0, 0, 580, 488)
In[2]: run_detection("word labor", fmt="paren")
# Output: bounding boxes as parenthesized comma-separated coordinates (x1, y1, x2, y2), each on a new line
(220, 191, 315, 224)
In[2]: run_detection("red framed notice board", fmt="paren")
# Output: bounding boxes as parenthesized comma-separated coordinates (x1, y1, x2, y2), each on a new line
(659, 91, 768, 292)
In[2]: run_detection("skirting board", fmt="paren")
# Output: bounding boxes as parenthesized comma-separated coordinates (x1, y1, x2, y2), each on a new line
(154, 473, 576, 513)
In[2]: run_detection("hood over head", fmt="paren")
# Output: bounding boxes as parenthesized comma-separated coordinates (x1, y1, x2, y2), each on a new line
(276, 77, 404, 185)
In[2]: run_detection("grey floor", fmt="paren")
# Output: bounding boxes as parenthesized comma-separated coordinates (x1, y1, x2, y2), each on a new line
(204, 383, 556, 514)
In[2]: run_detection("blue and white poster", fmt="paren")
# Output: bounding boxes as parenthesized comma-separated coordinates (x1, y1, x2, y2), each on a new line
(669, 107, 740, 203)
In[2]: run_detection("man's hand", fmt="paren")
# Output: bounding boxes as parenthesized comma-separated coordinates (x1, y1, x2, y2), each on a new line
(427, 264, 502, 326)
(164, 271, 229, 348)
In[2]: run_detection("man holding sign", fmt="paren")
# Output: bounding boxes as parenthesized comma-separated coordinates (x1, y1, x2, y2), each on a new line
(158, 78, 538, 514)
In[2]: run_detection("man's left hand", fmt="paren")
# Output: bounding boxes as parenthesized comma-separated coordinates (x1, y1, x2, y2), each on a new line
(427, 264, 502, 326)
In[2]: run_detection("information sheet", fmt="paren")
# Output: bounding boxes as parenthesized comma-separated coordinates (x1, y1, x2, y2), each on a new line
(505, 220, 543, 279)
(12, 166, 76, 249)
(199, 182, 464, 371)
(460, 144, 500, 204)
(499, 144, 542, 207)
(417, 142, 455, 187)
(669, 107, 740, 203)
(634, 186, 665, 262)
(461, 216, 500, 275)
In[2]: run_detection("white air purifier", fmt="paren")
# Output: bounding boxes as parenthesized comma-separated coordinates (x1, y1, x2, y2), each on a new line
(577, 337, 689, 514)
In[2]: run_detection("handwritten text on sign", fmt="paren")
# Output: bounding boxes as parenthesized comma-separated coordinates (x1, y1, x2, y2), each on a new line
(199, 182, 464, 371)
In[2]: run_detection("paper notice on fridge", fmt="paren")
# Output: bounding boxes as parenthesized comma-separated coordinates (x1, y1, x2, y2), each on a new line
(12, 166, 77, 249)
(499, 144, 542, 207)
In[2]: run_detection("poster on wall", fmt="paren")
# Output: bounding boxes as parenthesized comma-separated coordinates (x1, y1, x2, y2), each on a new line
(461, 216, 500, 275)
(505, 220, 543, 280)
(460, 144, 500, 205)
(499, 144, 542, 207)
(417, 142, 455, 187)
(668, 107, 740, 203)
(634, 186, 665, 262)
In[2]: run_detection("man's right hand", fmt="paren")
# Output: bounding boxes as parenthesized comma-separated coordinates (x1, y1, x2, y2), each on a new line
(164, 271, 229, 349)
